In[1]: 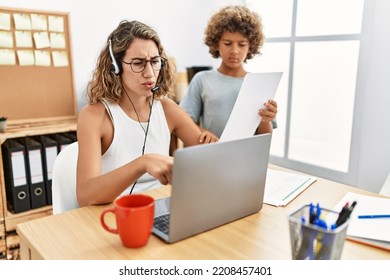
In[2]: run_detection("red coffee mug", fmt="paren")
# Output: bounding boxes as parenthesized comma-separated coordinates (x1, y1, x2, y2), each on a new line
(100, 194, 155, 248)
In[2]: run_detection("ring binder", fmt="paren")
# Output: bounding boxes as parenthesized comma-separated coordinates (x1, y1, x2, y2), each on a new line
(17, 137, 47, 209)
(1, 139, 31, 213)
(33, 135, 58, 205)
(49, 133, 73, 154)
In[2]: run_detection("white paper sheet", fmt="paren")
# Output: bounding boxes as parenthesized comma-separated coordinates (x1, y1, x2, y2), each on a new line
(0, 49, 16, 65)
(13, 13, 32, 30)
(264, 169, 317, 206)
(333, 192, 390, 245)
(31, 14, 48, 31)
(0, 31, 13, 47)
(48, 15, 64, 32)
(33, 31, 51, 49)
(17, 50, 35, 66)
(15, 31, 33, 48)
(220, 72, 282, 142)
(0, 12, 11, 30)
(52, 50, 68, 67)
(50, 32, 66, 48)
(34, 50, 51, 66)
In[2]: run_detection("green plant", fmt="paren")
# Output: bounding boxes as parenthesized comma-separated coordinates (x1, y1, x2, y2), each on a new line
(0, 116, 7, 121)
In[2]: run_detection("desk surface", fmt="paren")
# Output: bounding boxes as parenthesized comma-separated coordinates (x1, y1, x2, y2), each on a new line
(17, 165, 390, 260)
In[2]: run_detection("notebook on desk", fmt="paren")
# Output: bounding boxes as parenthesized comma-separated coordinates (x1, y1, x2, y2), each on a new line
(153, 133, 272, 243)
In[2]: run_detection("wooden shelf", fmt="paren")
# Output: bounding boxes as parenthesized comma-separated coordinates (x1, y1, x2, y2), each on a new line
(0, 118, 77, 259)
(0, 117, 77, 143)
(5, 206, 53, 232)
(0, 6, 77, 259)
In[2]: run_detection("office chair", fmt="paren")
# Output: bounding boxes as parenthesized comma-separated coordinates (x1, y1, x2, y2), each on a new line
(52, 141, 79, 214)
(379, 172, 390, 197)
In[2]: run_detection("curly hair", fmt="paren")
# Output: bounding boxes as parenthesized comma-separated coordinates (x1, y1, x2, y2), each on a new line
(204, 5, 264, 62)
(87, 20, 175, 104)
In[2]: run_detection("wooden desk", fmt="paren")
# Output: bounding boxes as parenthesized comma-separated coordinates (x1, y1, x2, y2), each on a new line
(16, 166, 390, 260)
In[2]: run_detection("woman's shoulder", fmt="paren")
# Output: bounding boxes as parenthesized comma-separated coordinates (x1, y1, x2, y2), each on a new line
(78, 102, 107, 123)
(159, 96, 177, 109)
(160, 97, 185, 117)
(79, 102, 106, 114)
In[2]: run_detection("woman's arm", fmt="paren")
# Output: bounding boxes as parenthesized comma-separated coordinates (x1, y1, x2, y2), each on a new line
(162, 98, 218, 146)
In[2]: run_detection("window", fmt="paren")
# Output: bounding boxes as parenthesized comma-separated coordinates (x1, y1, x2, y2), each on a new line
(245, 0, 366, 182)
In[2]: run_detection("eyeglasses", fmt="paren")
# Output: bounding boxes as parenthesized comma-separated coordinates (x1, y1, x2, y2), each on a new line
(122, 56, 165, 73)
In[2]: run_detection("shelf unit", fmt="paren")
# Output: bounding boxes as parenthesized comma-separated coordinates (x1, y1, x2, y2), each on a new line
(0, 6, 77, 259)
(0, 118, 77, 259)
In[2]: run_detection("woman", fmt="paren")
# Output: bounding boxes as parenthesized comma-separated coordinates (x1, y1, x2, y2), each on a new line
(76, 20, 215, 207)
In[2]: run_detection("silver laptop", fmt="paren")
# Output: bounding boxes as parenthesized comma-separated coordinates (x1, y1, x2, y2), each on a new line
(153, 133, 272, 243)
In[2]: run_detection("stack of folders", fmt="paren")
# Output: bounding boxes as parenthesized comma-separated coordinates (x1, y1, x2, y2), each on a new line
(333, 192, 390, 251)
(1, 133, 77, 213)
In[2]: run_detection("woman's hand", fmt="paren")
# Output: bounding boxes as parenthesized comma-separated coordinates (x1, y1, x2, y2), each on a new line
(143, 154, 174, 185)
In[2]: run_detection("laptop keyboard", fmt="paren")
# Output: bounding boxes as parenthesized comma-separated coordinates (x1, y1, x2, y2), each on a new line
(154, 214, 170, 235)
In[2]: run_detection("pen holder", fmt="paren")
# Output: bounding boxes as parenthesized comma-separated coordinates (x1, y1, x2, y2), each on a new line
(288, 204, 350, 260)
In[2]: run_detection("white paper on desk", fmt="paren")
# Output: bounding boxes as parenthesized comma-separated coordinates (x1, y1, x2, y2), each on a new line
(334, 192, 390, 243)
(264, 169, 317, 207)
(219, 72, 282, 142)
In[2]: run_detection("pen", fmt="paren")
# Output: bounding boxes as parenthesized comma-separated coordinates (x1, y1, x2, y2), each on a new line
(309, 203, 315, 224)
(334, 202, 349, 227)
(334, 201, 357, 228)
(358, 214, 390, 219)
(315, 203, 321, 219)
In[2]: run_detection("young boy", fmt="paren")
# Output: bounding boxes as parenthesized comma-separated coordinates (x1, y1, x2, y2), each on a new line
(180, 5, 278, 141)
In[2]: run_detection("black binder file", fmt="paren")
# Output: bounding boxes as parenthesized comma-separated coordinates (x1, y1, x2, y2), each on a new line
(18, 137, 47, 209)
(64, 131, 77, 143)
(49, 133, 73, 154)
(1, 139, 31, 213)
(33, 135, 58, 205)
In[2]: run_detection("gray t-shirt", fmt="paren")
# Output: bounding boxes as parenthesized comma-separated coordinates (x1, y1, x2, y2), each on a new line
(180, 70, 244, 138)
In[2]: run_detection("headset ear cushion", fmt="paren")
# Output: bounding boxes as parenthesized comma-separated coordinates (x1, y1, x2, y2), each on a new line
(110, 63, 117, 74)
(111, 61, 121, 75)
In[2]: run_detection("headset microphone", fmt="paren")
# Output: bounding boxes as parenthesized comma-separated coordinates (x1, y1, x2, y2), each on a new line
(108, 38, 121, 75)
(151, 60, 165, 93)
(151, 85, 160, 94)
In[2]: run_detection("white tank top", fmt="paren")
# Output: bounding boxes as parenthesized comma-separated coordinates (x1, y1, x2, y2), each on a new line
(101, 99, 170, 194)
